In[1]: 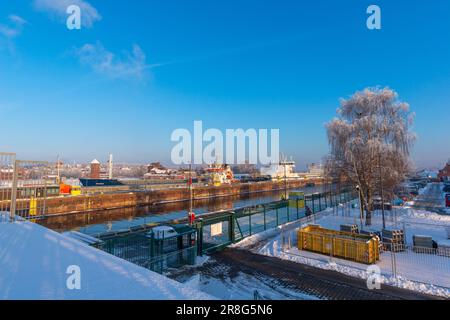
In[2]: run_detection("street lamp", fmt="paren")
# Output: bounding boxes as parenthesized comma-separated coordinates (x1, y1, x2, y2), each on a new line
(356, 185, 364, 230)
(378, 153, 386, 229)
(284, 162, 287, 200)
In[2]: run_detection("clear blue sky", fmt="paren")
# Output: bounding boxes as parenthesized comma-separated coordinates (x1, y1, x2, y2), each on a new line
(0, 0, 449, 170)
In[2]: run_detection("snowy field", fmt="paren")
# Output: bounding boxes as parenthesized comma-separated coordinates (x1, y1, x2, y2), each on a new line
(234, 201, 450, 298)
(0, 213, 213, 300)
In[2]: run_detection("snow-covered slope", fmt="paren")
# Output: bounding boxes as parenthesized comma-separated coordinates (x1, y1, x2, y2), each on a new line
(0, 217, 213, 300)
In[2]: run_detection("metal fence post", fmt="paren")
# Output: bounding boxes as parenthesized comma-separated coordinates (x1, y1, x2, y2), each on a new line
(312, 195, 315, 214)
(197, 219, 204, 256)
(287, 202, 290, 222)
(330, 235, 334, 262)
(263, 206, 267, 231)
(391, 245, 397, 280)
(10, 159, 18, 222)
(230, 213, 235, 243)
(288, 232, 291, 250)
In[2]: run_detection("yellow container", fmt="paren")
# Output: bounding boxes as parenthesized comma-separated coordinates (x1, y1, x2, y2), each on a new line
(70, 186, 81, 196)
(297, 225, 379, 264)
(29, 197, 37, 216)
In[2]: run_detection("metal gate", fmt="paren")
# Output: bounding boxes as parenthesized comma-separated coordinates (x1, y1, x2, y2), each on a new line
(12, 159, 52, 220)
(196, 200, 299, 254)
(0, 152, 53, 221)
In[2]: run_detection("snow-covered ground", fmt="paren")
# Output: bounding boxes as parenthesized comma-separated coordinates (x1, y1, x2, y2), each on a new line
(0, 213, 213, 300)
(184, 269, 318, 300)
(234, 203, 450, 298)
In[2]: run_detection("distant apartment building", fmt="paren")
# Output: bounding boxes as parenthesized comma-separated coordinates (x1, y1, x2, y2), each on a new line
(0, 168, 25, 181)
(0, 169, 14, 180)
(144, 162, 180, 179)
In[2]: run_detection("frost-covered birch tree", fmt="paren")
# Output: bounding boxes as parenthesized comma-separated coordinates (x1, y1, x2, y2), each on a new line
(325, 87, 415, 225)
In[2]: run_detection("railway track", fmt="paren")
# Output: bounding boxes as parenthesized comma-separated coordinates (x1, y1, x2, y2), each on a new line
(168, 248, 440, 300)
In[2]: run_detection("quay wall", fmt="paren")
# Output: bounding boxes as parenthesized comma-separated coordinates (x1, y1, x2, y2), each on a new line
(36, 180, 319, 216)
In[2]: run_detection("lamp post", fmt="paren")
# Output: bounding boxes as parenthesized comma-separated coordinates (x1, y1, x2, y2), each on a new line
(188, 163, 194, 225)
(356, 185, 363, 230)
(378, 153, 386, 229)
(284, 162, 287, 200)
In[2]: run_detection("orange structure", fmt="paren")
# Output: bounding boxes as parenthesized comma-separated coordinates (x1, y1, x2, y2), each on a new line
(59, 184, 71, 195)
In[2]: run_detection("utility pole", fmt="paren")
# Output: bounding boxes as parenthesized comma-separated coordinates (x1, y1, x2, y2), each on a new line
(356, 185, 363, 230)
(284, 162, 288, 200)
(188, 163, 194, 224)
(10, 159, 18, 222)
(56, 155, 60, 184)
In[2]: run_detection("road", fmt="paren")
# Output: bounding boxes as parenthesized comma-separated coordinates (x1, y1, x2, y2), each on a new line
(168, 248, 440, 300)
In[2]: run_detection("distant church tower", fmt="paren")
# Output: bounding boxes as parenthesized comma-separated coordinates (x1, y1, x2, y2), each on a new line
(90, 159, 101, 179)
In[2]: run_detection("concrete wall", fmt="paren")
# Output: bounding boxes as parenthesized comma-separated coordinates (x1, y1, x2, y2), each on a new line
(41, 180, 315, 216)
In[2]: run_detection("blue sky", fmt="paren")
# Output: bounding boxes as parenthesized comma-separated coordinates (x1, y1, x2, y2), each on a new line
(0, 0, 449, 169)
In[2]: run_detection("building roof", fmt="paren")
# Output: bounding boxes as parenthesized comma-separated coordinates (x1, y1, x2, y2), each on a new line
(91, 159, 100, 164)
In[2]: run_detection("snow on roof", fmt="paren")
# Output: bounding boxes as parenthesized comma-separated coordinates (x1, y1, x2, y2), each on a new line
(90, 159, 100, 164)
(153, 225, 176, 232)
(0, 217, 213, 300)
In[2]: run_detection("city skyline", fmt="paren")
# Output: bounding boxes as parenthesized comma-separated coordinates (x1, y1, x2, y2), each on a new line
(1, 0, 450, 169)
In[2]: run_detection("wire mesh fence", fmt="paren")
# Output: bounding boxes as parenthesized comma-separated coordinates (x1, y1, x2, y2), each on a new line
(100, 233, 197, 274)
(278, 207, 450, 290)
(199, 189, 357, 254)
(12, 160, 54, 220)
(0, 152, 57, 222)
(0, 152, 16, 222)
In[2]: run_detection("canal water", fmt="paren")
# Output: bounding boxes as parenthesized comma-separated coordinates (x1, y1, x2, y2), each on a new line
(38, 185, 327, 235)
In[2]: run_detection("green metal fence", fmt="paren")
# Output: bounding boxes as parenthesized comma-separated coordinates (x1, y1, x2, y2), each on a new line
(196, 188, 356, 255)
(96, 188, 357, 271)
(100, 227, 197, 274)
